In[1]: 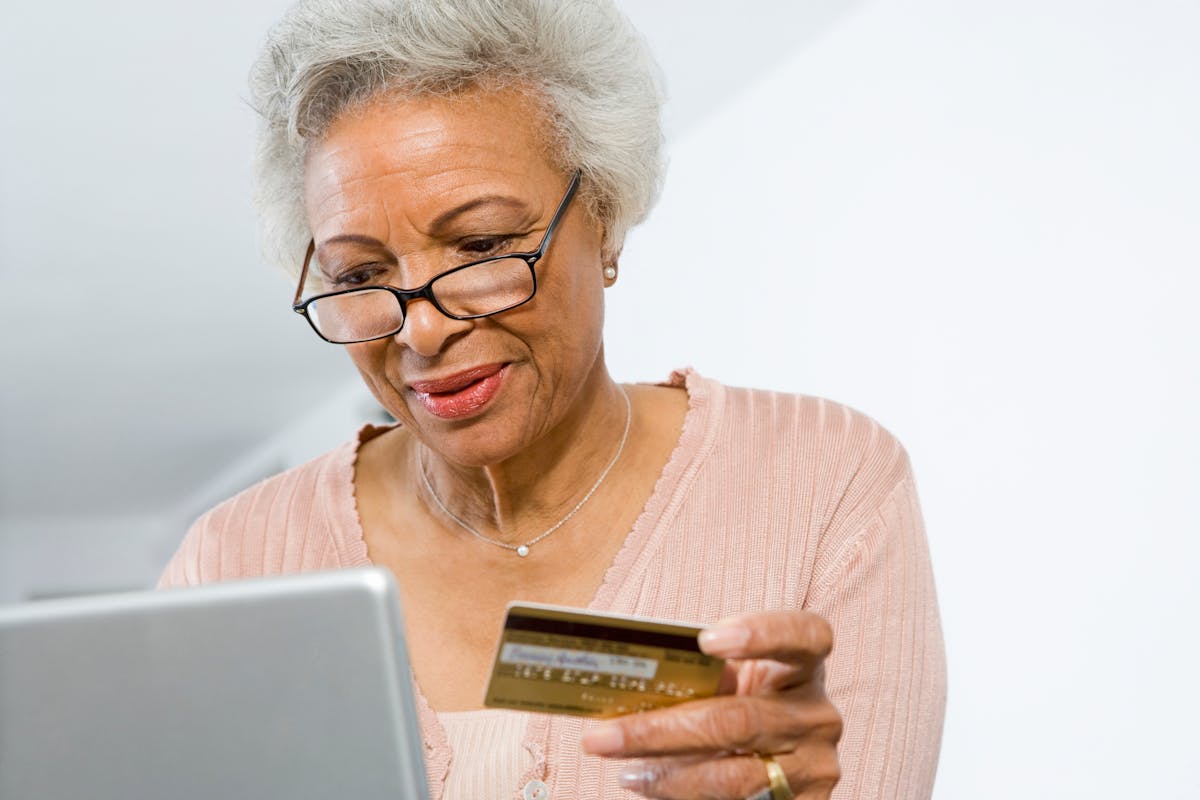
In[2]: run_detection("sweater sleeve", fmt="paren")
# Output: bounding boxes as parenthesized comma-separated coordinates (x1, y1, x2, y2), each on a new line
(156, 532, 194, 588)
(806, 468, 946, 800)
(155, 447, 360, 589)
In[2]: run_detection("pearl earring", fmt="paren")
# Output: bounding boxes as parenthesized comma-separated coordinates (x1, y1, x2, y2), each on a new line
(603, 266, 617, 280)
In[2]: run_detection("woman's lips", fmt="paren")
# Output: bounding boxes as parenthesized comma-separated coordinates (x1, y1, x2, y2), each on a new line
(410, 363, 508, 419)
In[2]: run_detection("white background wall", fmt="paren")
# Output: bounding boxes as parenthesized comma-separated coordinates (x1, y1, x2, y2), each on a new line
(3, 0, 1198, 797)
(609, 2, 1200, 797)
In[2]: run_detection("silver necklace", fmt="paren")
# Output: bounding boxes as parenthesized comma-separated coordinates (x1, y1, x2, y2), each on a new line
(418, 387, 633, 557)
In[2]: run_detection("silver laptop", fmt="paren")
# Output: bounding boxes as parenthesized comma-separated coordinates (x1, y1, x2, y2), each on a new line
(0, 568, 429, 800)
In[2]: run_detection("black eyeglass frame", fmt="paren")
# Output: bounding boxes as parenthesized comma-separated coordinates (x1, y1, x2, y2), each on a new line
(292, 170, 582, 344)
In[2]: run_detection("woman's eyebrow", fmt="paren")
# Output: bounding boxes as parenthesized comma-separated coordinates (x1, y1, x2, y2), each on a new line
(314, 196, 532, 257)
(428, 195, 530, 233)
(318, 233, 387, 252)
(314, 234, 389, 274)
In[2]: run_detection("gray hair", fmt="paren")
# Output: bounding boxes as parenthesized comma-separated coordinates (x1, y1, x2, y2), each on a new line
(250, 0, 665, 275)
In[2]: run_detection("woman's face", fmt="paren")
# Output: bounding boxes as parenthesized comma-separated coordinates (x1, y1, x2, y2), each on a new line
(303, 87, 609, 466)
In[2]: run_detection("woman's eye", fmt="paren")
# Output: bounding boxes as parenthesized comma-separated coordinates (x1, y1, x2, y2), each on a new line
(331, 266, 383, 287)
(460, 236, 513, 256)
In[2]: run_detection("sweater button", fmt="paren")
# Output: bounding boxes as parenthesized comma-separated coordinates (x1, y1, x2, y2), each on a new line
(523, 779, 550, 800)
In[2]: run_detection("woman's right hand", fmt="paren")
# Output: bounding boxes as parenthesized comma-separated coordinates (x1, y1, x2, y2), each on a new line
(582, 610, 843, 799)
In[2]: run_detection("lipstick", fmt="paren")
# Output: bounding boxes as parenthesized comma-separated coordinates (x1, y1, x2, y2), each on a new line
(410, 363, 507, 419)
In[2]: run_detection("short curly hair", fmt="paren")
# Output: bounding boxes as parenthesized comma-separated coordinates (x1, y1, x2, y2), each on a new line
(250, 0, 666, 276)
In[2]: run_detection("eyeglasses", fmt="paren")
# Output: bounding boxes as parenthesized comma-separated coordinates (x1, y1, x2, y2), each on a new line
(292, 170, 581, 344)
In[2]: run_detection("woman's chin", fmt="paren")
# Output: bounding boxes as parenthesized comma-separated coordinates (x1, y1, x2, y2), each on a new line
(423, 432, 526, 468)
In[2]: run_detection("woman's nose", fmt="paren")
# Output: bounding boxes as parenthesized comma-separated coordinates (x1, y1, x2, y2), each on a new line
(393, 298, 472, 356)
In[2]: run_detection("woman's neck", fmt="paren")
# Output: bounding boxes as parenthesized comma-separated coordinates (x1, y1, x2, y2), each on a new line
(413, 366, 632, 548)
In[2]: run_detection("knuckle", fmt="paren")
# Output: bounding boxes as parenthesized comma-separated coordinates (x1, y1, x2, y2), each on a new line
(619, 715, 654, 750)
(717, 700, 763, 749)
(643, 759, 735, 800)
(800, 745, 842, 794)
(634, 714, 675, 750)
(775, 702, 811, 741)
(776, 696, 839, 746)
(787, 752, 840, 799)
(816, 749, 842, 783)
(816, 705, 844, 745)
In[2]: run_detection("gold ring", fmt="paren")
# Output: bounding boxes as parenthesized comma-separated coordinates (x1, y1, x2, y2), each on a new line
(759, 754, 794, 800)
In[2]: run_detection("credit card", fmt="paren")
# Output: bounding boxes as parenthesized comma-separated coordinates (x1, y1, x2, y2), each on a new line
(483, 603, 725, 718)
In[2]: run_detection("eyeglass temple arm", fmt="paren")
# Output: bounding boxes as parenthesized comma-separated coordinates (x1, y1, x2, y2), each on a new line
(537, 170, 582, 256)
(294, 240, 317, 308)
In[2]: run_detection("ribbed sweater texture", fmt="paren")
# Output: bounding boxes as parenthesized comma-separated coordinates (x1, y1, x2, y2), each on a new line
(438, 710, 531, 798)
(160, 369, 946, 799)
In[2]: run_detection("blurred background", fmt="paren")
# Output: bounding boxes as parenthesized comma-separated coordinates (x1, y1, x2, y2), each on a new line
(1, 0, 1197, 796)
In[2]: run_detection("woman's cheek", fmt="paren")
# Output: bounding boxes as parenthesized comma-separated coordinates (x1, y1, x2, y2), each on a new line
(346, 342, 404, 414)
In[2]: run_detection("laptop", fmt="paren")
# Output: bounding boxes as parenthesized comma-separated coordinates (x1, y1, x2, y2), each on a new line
(0, 568, 429, 800)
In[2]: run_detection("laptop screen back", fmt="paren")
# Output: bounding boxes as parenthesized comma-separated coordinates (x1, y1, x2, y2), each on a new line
(0, 568, 429, 800)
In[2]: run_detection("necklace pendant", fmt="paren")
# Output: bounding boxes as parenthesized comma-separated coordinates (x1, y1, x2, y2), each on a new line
(516, 545, 530, 557)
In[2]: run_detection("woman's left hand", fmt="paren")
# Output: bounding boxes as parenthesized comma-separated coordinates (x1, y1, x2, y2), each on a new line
(581, 610, 843, 800)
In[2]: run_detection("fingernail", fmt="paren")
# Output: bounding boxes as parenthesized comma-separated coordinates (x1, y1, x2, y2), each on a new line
(581, 723, 624, 755)
(618, 761, 653, 790)
(698, 622, 750, 655)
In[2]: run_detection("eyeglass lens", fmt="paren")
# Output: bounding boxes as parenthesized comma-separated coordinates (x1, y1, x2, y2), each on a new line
(307, 257, 535, 343)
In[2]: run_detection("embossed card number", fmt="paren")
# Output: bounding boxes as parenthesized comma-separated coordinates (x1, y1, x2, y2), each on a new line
(483, 603, 725, 718)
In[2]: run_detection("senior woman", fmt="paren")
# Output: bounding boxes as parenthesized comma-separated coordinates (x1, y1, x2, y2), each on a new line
(160, 1, 945, 798)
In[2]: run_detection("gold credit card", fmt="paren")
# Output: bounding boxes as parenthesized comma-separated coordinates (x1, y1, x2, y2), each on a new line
(483, 603, 725, 718)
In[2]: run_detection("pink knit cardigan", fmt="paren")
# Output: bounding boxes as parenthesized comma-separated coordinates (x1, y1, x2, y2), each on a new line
(160, 369, 946, 799)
